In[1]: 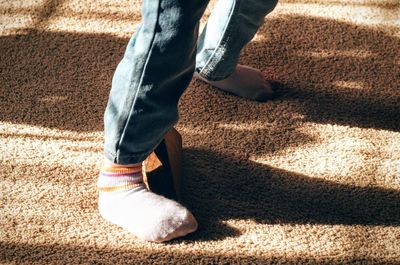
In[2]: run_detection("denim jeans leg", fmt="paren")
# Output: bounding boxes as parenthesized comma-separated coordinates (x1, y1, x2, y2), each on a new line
(196, 0, 279, 81)
(104, 0, 209, 165)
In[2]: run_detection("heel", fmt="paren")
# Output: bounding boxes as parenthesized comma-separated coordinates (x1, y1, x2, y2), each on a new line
(144, 128, 183, 201)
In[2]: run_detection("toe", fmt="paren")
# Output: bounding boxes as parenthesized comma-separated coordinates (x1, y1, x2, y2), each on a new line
(153, 210, 198, 243)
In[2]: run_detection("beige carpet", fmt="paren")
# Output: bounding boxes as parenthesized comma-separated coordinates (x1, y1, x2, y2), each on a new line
(1, 0, 400, 264)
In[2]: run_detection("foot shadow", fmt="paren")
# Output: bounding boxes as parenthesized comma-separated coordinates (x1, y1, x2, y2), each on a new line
(246, 15, 399, 131)
(180, 148, 400, 241)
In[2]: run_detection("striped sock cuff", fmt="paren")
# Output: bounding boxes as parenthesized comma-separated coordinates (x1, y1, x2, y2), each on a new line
(97, 165, 144, 192)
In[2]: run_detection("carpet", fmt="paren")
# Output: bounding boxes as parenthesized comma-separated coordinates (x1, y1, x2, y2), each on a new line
(1, 0, 399, 264)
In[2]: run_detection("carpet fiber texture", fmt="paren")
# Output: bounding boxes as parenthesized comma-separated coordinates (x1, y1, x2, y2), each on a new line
(1, 0, 400, 264)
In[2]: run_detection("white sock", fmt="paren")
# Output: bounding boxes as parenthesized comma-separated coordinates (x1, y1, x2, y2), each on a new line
(97, 165, 198, 242)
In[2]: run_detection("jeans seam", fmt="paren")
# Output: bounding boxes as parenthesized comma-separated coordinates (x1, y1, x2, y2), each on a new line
(198, 0, 238, 79)
(115, 0, 161, 161)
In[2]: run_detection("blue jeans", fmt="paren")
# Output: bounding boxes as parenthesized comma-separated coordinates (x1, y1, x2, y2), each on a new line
(104, 0, 278, 164)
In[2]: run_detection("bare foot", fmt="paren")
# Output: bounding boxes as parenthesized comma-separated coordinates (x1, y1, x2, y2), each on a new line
(194, 65, 280, 102)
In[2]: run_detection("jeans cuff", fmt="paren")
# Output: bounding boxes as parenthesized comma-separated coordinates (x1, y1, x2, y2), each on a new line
(196, 69, 232, 81)
(104, 150, 150, 165)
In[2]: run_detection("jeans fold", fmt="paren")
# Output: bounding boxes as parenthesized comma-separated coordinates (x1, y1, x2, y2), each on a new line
(104, 0, 278, 164)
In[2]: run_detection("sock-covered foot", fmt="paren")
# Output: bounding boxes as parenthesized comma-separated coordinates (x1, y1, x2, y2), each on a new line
(194, 64, 280, 102)
(97, 165, 198, 242)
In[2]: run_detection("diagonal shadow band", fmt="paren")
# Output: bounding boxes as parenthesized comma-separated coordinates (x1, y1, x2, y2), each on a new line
(2, 240, 397, 264)
(1, 15, 399, 133)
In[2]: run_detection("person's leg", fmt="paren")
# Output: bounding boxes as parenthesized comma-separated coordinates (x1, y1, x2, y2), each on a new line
(195, 0, 279, 101)
(99, 0, 209, 242)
